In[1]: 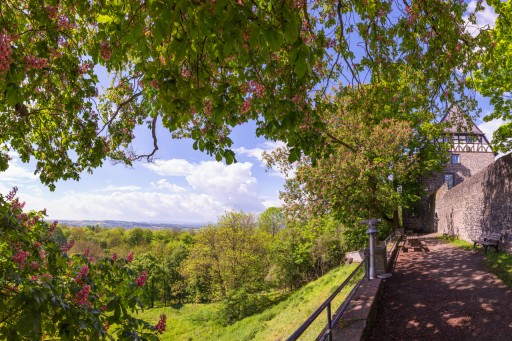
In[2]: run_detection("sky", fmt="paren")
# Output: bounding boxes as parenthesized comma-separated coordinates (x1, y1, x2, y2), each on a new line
(0, 1, 506, 224)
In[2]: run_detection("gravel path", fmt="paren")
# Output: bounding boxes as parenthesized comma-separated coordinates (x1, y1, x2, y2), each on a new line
(367, 234, 512, 341)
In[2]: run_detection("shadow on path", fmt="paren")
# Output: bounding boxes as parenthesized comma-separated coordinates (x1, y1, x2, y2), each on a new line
(367, 234, 512, 340)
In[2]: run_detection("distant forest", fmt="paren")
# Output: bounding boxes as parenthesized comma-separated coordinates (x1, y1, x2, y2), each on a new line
(59, 208, 390, 322)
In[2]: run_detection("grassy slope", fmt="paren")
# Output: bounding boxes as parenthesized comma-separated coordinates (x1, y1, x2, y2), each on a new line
(137, 263, 361, 341)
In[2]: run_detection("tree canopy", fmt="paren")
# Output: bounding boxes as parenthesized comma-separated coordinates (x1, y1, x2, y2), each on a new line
(473, 1, 512, 153)
(0, 0, 486, 188)
(266, 86, 447, 227)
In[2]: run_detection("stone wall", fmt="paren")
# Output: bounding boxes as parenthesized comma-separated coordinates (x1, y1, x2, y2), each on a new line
(435, 153, 512, 252)
(404, 151, 495, 233)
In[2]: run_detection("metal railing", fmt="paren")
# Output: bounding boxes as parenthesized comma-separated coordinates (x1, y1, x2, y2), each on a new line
(286, 260, 367, 341)
(286, 229, 403, 341)
(384, 230, 402, 272)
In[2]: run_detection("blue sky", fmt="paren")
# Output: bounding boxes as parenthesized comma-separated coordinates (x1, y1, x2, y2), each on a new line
(0, 1, 506, 224)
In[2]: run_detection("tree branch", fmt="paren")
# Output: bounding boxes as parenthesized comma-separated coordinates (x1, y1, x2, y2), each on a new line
(98, 91, 143, 135)
(129, 116, 159, 162)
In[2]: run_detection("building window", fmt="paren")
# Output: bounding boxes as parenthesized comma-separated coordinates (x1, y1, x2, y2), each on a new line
(445, 173, 454, 189)
(451, 154, 460, 164)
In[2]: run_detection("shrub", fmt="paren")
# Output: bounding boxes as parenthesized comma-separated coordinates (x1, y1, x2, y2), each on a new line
(0, 188, 165, 340)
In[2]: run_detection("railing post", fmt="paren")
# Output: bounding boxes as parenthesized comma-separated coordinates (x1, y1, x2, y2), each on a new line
(360, 218, 381, 280)
(327, 303, 332, 341)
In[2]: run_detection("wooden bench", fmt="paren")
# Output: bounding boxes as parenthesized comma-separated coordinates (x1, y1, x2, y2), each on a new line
(472, 232, 502, 255)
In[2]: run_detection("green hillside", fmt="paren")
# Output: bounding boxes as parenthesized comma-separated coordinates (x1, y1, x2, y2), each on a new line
(137, 262, 361, 340)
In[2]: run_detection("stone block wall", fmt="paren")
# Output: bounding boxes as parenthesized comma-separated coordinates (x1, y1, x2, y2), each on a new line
(435, 153, 512, 252)
(404, 151, 495, 233)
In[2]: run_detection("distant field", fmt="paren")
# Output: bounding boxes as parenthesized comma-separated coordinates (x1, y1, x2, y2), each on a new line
(137, 263, 361, 341)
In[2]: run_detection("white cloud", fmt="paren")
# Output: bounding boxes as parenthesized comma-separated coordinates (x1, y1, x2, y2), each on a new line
(143, 159, 261, 203)
(94, 185, 142, 192)
(478, 117, 506, 143)
(185, 161, 256, 194)
(234, 141, 292, 179)
(37, 190, 227, 223)
(0, 158, 38, 183)
(467, 1, 498, 27)
(143, 159, 194, 176)
(151, 179, 187, 193)
(261, 196, 283, 209)
(235, 141, 286, 165)
(465, 1, 498, 36)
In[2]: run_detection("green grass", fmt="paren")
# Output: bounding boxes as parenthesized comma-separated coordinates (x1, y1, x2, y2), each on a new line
(137, 263, 361, 341)
(483, 252, 512, 287)
(438, 234, 474, 251)
(439, 234, 512, 287)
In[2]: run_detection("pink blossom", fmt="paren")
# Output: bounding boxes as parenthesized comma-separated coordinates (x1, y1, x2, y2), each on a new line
(126, 251, 134, 262)
(75, 266, 88, 282)
(60, 240, 75, 253)
(100, 41, 112, 61)
(73, 284, 91, 305)
(46, 6, 59, 19)
(57, 15, 73, 30)
(112, 253, 118, 261)
(78, 62, 93, 75)
(136, 271, 148, 287)
(24, 55, 49, 71)
(5, 187, 18, 201)
(241, 99, 251, 114)
(12, 249, 30, 269)
(49, 221, 58, 235)
(155, 314, 167, 334)
(0, 30, 13, 79)
(181, 67, 191, 78)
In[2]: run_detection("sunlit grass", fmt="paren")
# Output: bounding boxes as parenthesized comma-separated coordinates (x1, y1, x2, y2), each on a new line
(438, 234, 474, 251)
(137, 263, 361, 341)
(483, 252, 512, 287)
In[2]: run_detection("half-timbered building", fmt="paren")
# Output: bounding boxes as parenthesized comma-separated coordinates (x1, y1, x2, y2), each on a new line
(404, 108, 496, 233)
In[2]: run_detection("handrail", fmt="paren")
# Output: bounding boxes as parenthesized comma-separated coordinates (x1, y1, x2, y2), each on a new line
(286, 260, 366, 341)
(287, 229, 403, 341)
(384, 230, 402, 259)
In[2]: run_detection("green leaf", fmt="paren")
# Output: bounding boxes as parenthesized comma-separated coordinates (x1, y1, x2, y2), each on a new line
(114, 304, 121, 320)
(5, 86, 19, 106)
(97, 14, 115, 23)
(294, 53, 307, 78)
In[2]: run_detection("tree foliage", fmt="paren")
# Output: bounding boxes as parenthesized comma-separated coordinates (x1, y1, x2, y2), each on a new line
(0, 0, 484, 188)
(183, 212, 268, 301)
(266, 87, 447, 227)
(258, 206, 285, 236)
(473, 1, 512, 153)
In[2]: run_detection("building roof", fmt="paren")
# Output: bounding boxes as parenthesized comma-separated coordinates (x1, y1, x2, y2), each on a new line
(440, 107, 485, 135)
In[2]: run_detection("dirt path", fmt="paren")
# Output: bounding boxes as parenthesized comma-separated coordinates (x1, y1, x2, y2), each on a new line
(367, 234, 512, 340)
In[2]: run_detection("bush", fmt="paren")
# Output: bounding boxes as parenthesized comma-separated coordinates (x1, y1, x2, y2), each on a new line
(0, 188, 165, 340)
(220, 288, 272, 324)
